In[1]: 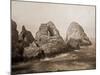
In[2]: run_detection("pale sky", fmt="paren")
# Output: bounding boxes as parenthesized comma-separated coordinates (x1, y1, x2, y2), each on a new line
(12, 1, 95, 40)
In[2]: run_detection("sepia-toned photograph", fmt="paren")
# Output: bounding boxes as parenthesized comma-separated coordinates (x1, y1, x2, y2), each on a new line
(11, 1, 96, 74)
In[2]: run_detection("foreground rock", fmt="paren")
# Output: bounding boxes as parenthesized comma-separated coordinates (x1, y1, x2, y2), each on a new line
(66, 22, 92, 50)
(35, 21, 66, 57)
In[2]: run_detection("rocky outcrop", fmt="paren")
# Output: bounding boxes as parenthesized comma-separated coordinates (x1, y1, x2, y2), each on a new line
(11, 20, 19, 46)
(66, 22, 92, 50)
(11, 20, 24, 63)
(18, 25, 45, 60)
(12, 21, 43, 63)
(35, 21, 66, 57)
(19, 26, 35, 47)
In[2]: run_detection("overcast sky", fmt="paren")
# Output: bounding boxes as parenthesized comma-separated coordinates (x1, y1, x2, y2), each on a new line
(12, 1, 95, 40)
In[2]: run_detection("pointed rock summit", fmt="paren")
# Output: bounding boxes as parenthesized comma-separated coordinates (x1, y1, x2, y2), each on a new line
(19, 25, 35, 47)
(66, 22, 92, 50)
(47, 21, 60, 37)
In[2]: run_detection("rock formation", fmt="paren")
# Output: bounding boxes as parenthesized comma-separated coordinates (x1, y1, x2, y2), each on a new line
(12, 21, 44, 63)
(35, 21, 66, 57)
(11, 19, 19, 46)
(19, 25, 45, 60)
(19, 25, 35, 47)
(11, 20, 24, 63)
(66, 22, 92, 50)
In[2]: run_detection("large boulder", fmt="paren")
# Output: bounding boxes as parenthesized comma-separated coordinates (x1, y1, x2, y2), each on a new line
(66, 22, 92, 50)
(35, 21, 66, 57)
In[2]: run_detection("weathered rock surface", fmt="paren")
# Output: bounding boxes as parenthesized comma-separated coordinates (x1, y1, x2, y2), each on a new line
(66, 22, 92, 50)
(35, 21, 66, 57)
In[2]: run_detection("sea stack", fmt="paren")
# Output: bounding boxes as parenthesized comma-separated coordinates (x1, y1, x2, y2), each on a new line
(66, 22, 92, 50)
(35, 21, 66, 57)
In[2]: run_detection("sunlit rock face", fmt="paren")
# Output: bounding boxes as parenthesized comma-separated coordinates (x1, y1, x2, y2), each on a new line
(35, 21, 66, 57)
(66, 22, 92, 50)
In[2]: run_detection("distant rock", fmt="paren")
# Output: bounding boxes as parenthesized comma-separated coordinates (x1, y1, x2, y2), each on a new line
(35, 21, 66, 57)
(66, 22, 92, 50)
